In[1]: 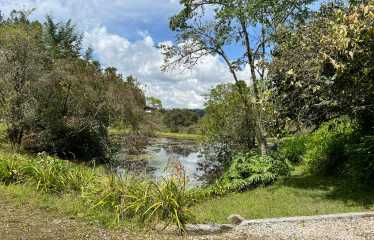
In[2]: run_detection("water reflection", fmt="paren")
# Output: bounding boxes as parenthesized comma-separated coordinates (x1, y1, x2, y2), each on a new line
(118, 138, 219, 187)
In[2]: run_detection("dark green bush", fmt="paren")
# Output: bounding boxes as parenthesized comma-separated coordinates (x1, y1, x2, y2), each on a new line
(277, 135, 308, 164)
(24, 125, 109, 163)
(343, 135, 374, 183)
(304, 117, 356, 176)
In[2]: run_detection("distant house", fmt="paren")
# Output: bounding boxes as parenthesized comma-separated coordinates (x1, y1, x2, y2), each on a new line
(144, 105, 158, 113)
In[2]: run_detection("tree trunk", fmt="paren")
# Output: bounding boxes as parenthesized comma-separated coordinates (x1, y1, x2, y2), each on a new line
(240, 20, 268, 155)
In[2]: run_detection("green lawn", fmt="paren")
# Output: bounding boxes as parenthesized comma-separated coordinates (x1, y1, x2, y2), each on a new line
(191, 175, 374, 223)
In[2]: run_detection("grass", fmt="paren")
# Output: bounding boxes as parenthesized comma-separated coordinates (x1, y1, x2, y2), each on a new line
(0, 183, 125, 228)
(156, 131, 203, 141)
(108, 127, 130, 136)
(191, 175, 374, 223)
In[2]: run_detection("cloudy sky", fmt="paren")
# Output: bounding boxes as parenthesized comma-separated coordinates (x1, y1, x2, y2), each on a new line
(0, 0, 248, 108)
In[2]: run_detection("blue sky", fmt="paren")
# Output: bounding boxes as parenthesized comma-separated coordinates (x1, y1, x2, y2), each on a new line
(0, 0, 323, 108)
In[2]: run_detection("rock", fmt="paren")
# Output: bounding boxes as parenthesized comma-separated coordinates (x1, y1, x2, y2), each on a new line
(228, 214, 245, 225)
(186, 224, 234, 235)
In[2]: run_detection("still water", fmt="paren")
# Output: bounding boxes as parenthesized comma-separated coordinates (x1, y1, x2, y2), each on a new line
(117, 138, 217, 187)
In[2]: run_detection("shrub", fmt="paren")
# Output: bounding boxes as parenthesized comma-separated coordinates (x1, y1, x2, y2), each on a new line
(304, 117, 356, 176)
(25, 125, 110, 163)
(0, 155, 26, 184)
(197, 153, 290, 196)
(343, 135, 374, 183)
(277, 135, 308, 164)
(87, 175, 193, 234)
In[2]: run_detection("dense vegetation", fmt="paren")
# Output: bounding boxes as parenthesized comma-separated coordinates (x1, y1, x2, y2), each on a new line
(0, 0, 373, 235)
(0, 12, 145, 162)
(166, 0, 374, 192)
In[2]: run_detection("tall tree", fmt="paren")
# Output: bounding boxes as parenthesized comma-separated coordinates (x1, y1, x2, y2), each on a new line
(162, 0, 314, 154)
(0, 12, 45, 146)
(43, 16, 82, 59)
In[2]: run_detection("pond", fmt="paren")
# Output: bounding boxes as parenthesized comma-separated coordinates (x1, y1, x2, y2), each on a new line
(116, 137, 219, 187)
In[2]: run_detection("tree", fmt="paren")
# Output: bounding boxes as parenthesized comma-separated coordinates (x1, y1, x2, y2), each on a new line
(43, 16, 82, 59)
(0, 12, 46, 146)
(162, 0, 315, 155)
(270, 1, 374, 131)
(163, 109, 199, 132)
(0, 12, 147, 161)
(201, 83, 256, 151)
(146, 96, 163, 110)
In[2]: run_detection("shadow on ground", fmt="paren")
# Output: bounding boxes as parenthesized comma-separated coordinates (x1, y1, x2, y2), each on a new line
(279, 175, 374, 209)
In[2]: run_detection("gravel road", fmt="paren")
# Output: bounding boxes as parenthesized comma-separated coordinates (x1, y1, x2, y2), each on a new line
(207, 214, 374, 240)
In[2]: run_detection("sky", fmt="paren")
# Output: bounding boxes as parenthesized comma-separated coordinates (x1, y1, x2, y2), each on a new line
(0, 0, 248, 109)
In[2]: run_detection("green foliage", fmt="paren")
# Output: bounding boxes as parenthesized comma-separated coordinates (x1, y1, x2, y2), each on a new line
(0, 152, 96, 193)
(0, 155, 25, 184)
(195, 153, 290, 197)
(304, 117, 356, 176)
(342, 135, 374, 183)
(86, 175, 193, 233)
(200, 83, 256, 166)
(277, 135, 308, 164)
(224, 153, 290, 188)
(26, 154, 96, 193)
(0, 13, 146, 160)
(270, 2, 374, 130)
(163, 109, 199, 133)
(0, 151, 194, 231)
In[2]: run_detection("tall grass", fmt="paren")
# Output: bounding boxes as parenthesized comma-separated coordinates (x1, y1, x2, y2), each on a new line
(0, 152, 96, 193)
(85, 174, 193, 233)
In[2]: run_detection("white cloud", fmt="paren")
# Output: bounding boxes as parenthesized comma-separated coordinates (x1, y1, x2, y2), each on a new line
(0, 0, 180, 33)
(83, 27, 235, 108)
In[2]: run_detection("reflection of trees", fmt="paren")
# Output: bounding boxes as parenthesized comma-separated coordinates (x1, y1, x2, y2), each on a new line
(196, 160, 223, 185)
(164, 143, 197, 157)
(118, 138, 225, 187)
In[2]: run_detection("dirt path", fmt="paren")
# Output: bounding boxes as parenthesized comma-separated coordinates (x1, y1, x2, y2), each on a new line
(0, 199, 171, 240)
(0, 198, 251, 240)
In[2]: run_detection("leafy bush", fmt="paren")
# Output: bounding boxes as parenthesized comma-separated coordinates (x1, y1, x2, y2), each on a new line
(343, 135, 374, 183)
(24, 125, 110, 163)
(195, 153, 290, 196)
(304, 117, 356, 176)
(277, 135, 308, 164)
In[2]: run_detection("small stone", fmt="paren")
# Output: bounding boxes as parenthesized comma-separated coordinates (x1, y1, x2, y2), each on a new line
(186, 224, 233, 235)
(228, 214, 245, 225)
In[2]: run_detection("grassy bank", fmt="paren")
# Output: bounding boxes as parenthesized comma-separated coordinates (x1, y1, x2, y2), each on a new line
(191, 175, 374, 223)
(156, 131, 203, 141)
(0, 147, 193, 232)
(0, 183, 125, 228)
